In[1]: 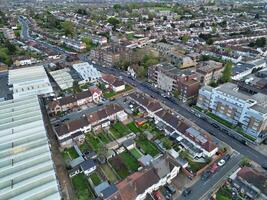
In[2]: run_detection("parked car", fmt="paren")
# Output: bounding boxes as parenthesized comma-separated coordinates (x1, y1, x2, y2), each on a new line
(153, 191, 163, 200)
(262, 163, 267, 170)
(218, 159, 226, 167)
(201, 170, 212, 181)
(165, 184, 176, 194)
(210, 163, 219, 174)
(182, 188, 192, 197)
(224, 154, 231, 161)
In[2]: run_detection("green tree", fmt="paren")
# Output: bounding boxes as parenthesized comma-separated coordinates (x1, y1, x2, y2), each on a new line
(162, 138, 173, 150)
(181, 35, 189, 43)
(62, 21, 75, 36)
(107, 17, 120, 28)
(221, 62, 232, 83)
(72, 80, 81, 94)
(206, 38, 214, 45)
(113, 4, 121, 11)
(82, 37, 94, 51)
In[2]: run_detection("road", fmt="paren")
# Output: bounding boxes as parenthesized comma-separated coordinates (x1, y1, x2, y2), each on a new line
(82, 61, 267, 167)
(179, 152, 242, 200)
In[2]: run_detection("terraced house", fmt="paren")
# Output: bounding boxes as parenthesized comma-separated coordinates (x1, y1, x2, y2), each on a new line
(197, 83, 267, 140)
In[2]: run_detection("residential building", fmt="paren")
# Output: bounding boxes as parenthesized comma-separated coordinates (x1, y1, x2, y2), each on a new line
(72, 62, 102, 83)
(8, 65, 54, 99)
(129, 92, 218, 158)
(230, 167, 267, 199)
(13, 56, 37, 67)
(48, 86, 102, 115)
(55, 104, 128, 148)
(61, 37, 86, 52)
(2, 28, 16, 40)
(0, 96, 61, 199)
(90, 34, 108, 45)
(102, 74, 125, 93)
(114, 156, 180, 200)
(80, 159, 97, 176)
(196, 60, 224, 85)
(232, 59, 266, 81)
(197, 83, 267, 139)
(148, 63, 199, 102)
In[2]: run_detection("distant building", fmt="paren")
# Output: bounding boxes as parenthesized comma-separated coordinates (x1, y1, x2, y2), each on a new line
(62, 37, 86, 52)
(196, 60, 224, 85)
(102, 74, 125, 93)
(2, 28, 16, 40)
(197, 83, 267, 139)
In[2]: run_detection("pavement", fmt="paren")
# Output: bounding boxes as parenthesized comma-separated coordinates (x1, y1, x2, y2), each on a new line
(178, 152, 242, 200)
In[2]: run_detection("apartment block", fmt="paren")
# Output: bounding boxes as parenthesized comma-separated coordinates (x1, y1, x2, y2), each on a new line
(148, 63, 200, 102)
(197, 83, 267, 139)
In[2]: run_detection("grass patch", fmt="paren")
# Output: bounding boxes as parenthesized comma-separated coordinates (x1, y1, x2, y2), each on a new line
(62, 147, 79, 160)
(110, 156, 129, 179)
(90, 172, 102, 186)
(136, 135, 160, 157)
(110, 122, 130, 139)
(85, 133, 102, 152)
(235, 127, 256, 142)
(127, 122, 141, 133)
(192, 105, 204, 112)
(103, 91, 117, 99)
(206, 112, 235, 129)
(97, 132, 112, 144)
(71, 174, 94, 200)
(119, 151, 140, 172)
(180, 150, 207, 173)
(216, 185, 233, 200)
(130, 148, 142, 159)
(100, 164, 118, 183)
(79, 143, 90, 153)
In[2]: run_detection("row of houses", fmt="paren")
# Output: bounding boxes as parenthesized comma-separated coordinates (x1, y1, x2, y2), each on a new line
(48, 86, 102, 115)
(128, 92, 218, 158)
(54, 104, 128, 148)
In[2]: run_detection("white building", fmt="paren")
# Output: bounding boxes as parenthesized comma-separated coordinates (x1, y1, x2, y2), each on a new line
(197, 83, 267, 139)
(49, 68, 76, 90)
(8, 65, 54, 99)
(0, 96, 61, 200)
(72, 62, 101, 83)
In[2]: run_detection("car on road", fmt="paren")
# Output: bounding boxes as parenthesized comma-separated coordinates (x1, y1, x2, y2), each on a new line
(165, 184, 176, 194)
(201, 170, 212, 181)
(153, 191, 163, 200)
(210, 163, 219, 174)
(224, 154, 231, 161)
(261, 163, 267, 170)
(182, 188, 192, 197)
(217, 159, 226, 166)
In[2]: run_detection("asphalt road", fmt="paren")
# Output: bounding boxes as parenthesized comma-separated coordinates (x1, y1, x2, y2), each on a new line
(84, 62, 267, 167)
(179, 152, 243, 200)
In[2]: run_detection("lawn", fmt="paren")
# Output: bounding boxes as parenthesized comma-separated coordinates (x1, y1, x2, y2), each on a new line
(97, 132, 112, 144)
(216, 185, 233, 200)
(192, 105, 204, 112)
(130, 148, 142, 159)
(119, 151, 140, 172)
(62, 147, 79, 160)
(100, 164, 118, 183)
(109, 156, 129, 179)
(90, 172, 102, 186)
(127, 122, 141, 133)
(110, 122, 130, 139)
(235, 127, 256, 142)
(136, 135, 160, 157)
(180, 150, 208, 173)
(103, 91, 117, 99)
(85, 133, 102, 152)
(79, 143, 90, 153)
(71, 174, 94, 200)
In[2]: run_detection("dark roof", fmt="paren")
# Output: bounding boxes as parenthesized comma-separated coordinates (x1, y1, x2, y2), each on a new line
(80, 159, 96, 171)
(101, 184, 119, 199)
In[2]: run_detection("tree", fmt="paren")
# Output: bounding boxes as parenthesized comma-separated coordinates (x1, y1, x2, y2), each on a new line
(173, 90, 180, 99)
(206, 38, 214, 45)
(136, 65, 146, 79)
(249, 37, 266, 48)
(72, 80, 81, 94)
(113, 4, 121, 11)
(62, 21, 75, 36)
(162, 138, 173, 150)
(221, 61, 232, 83)
(82, 37, 94, 51)
(107, 17, 120, 28)
(255, 13, 260, 19)
(181, 35, 189, 43)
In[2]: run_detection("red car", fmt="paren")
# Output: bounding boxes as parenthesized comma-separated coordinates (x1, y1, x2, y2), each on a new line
(153, 191, 164, 200)
(210, 163, 219, 174)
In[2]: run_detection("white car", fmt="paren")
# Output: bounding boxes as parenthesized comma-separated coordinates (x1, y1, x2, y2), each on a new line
(218, 159, 226, 166)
